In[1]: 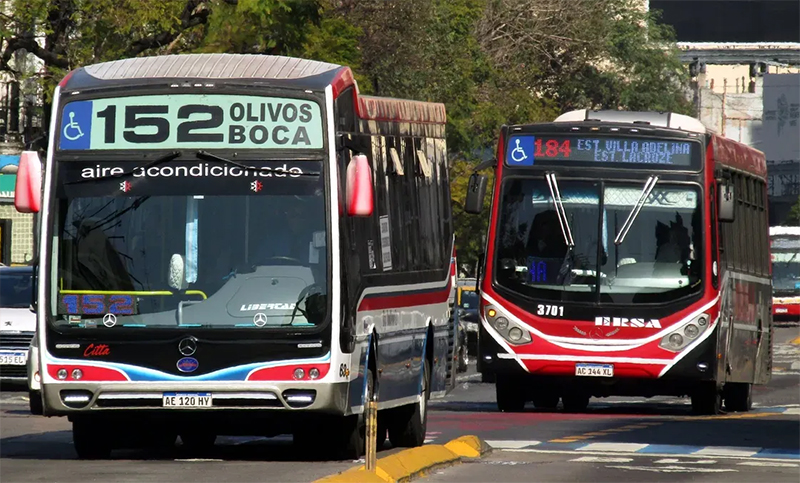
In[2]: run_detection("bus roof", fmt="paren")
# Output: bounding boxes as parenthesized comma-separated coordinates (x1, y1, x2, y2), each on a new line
(770, 226, 800, 236)
(554, 109, 708, 134)
(59, 53, 446, 125)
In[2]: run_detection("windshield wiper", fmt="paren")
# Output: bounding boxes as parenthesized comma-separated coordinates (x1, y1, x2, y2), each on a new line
(287, 285, 324, 326)
(614, 175, 659, 245)
(65, 151, 181, 185)
(545, 172, 575, 248)
(196, 150, 321, 177)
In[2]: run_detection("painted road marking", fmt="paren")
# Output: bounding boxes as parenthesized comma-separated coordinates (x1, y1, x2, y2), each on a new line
(488, 441, 800, 460)
(606, 464, 737, 473)
(738, 461, 799, 468)
(486, 440, 541, 449)
(654, 458, 717, 464)
(548, 421, 663, 443)
(577, 442, 650, 452)
(571, 456, 634, 463)
(693, 446, 761, 457)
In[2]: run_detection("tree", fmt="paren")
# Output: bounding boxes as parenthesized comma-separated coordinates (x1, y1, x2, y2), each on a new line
(785, 196, 800, 226)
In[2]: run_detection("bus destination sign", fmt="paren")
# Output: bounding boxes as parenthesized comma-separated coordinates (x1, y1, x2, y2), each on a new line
(506, 134, 696, 168)
(58, 94, 323, 151)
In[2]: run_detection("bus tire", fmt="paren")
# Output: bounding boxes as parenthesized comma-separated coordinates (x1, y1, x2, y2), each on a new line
(496, 377, 525, 412)
(29, 390, 43, 416)
(691, 382, 722, 415)
(335, 367, 375, 459)
(73, 419, 112, 459)
(562, 394, 590, 412)
(724, 382, 752, 412)
(481, 371, 495, 383)
(532, 394, 560, 410)
(388, 360, 430, 447)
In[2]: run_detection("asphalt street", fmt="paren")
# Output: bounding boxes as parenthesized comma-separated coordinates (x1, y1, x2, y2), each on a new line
(1, 326, 798, 483)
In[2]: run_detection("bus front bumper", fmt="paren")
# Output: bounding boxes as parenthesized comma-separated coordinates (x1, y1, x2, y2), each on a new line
(40, 380, 351, 417)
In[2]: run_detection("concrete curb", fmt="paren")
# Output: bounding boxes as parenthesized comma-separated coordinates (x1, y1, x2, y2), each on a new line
(315, 435, 490, 483)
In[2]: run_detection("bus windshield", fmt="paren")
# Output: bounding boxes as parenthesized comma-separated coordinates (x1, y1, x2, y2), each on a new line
(494, 178, 703, 304)
(771, 233, 800, 297)
(50, 159, 328, 330)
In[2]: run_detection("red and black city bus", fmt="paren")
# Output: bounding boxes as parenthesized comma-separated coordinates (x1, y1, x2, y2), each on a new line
(465, 109, 772, 414)
(15, 54, 456, 458)
(770, 226, 800, 324)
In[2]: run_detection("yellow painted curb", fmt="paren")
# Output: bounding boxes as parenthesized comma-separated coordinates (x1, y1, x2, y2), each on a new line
(315, 435, 489, 483)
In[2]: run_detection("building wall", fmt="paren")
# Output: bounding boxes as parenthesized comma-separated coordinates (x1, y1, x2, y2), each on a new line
(694, 71, 799, 224)
(0, 203, 34, 264)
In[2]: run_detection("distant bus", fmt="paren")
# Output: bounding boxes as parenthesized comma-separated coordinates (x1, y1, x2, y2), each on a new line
(466, 109, 772, 415)
(15, 54, 456, 459)
(770, 226, 800, 324)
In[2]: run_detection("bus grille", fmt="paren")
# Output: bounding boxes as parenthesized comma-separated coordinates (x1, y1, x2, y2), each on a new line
(0, 365, 27, 379)
(0, 332, 34, 350)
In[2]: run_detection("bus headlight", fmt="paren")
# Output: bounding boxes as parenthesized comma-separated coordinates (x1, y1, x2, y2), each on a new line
(484, 305, 532, 345)
(659, 313, 711, 352)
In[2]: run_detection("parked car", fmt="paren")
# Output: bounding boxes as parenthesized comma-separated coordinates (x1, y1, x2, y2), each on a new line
(0, 266, 36, 387)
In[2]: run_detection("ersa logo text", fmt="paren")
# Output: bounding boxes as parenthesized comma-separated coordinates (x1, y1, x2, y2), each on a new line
(595, 317, 661, 329)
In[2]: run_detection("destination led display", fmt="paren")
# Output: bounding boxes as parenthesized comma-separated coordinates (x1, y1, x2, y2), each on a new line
(505, 135, 696, 168)
(58, 94, 323, 151)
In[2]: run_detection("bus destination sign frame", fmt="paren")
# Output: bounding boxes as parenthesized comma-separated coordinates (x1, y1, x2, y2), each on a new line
(58, 94, 324, 151)
(505, 134, 698, 169)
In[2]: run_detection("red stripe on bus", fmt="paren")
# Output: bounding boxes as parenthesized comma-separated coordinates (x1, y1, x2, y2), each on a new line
(358, 282, 452, 312)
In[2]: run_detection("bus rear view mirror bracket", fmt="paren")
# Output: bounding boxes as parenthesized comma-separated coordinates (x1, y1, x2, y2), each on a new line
(719, 183, 734, 222)
(346, 154, 374, 217)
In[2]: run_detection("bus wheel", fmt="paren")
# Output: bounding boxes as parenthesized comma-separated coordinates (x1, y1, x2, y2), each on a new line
(28, 390, 43, 416)
(724, 382, 752, 412)
(388, 360, 430, 447)
(180, 432, 217, 454)
(496, 377, 525, 412)
(562, 394, 590, 412)
(334, 367, 375, 459)
(532, 394, 560, 410)
(72, 419, 112, 459)
(691, 382, 722, 415)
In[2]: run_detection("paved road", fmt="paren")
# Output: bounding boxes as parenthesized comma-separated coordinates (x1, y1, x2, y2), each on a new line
(423, 326, 800, 482)
(1, 327, 798, 483)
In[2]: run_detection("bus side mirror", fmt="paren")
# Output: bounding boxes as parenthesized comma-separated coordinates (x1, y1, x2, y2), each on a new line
(719, 183, 734, 222)
(465, 173, 488, 214)
(346, 154, 373, 217)
(14, 151, 42, 214)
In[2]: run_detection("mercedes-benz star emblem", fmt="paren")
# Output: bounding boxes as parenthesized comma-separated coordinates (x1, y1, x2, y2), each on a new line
(102, 313, 117, 328)
(253, 313, 268, 327)
(178, 337, 197, 356)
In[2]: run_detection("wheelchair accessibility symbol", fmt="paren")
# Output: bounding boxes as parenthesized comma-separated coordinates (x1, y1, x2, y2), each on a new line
(506, 135, 534, 166)
(59, 100, 93, 150)
(510, 139, 527, 163)
(63, 112, 84, 141)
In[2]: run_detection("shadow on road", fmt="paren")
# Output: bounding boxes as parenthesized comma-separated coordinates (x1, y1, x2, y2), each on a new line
(0, 430, 402, 463)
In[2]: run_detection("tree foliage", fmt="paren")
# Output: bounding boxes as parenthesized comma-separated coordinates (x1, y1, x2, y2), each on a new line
(2, 0, 693, 272)
(786, 196, 800, 226)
